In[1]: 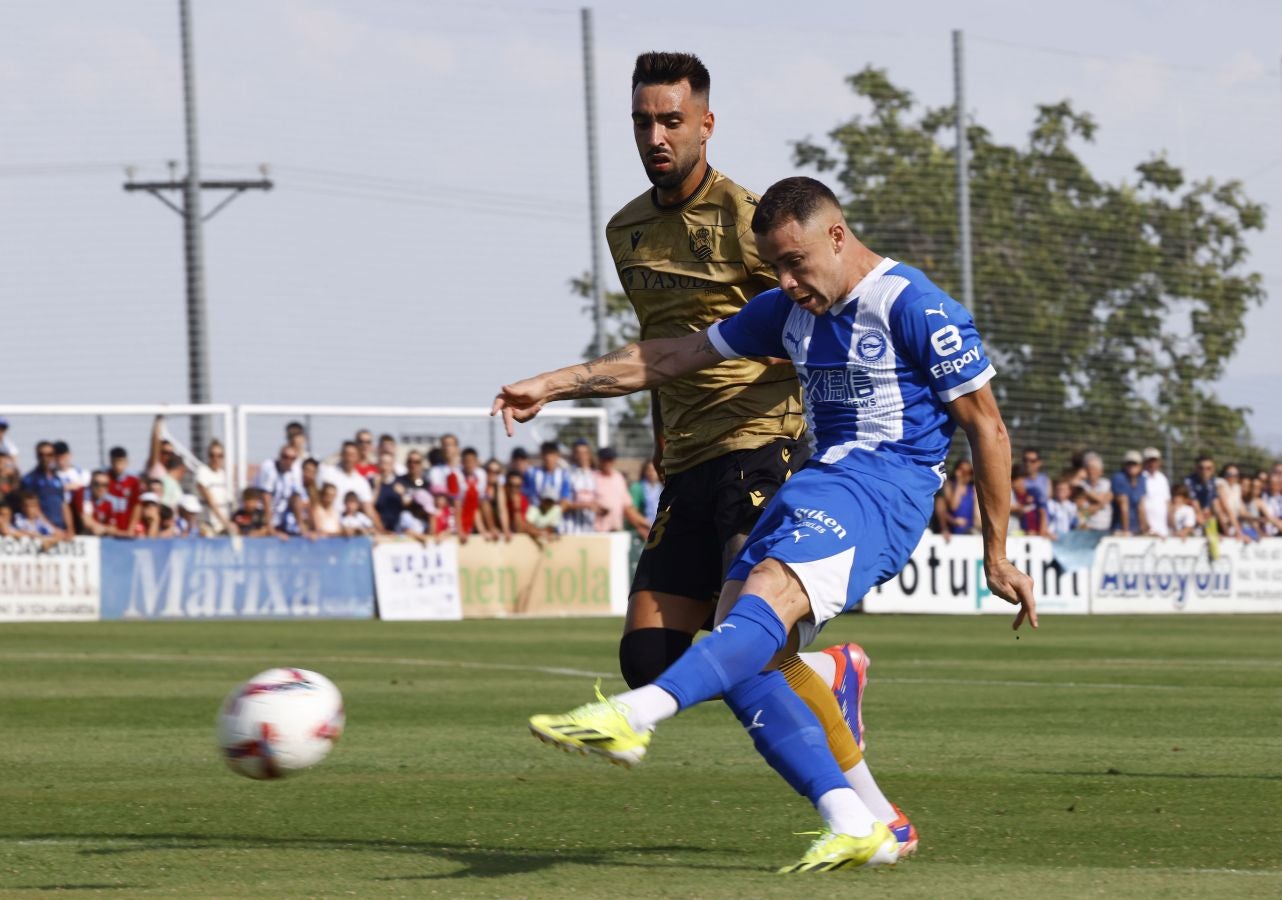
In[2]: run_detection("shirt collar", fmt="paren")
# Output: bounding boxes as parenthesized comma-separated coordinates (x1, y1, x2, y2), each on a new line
(830, 257, 897, 316)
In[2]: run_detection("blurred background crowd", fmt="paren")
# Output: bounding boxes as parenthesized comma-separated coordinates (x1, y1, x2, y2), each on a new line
(935, 446, 1282, 542)
(0, 416, 661, 546)
(3, 414, 1280, 547)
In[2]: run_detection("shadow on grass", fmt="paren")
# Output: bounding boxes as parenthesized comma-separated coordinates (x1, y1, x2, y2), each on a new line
(15, 832, 754, 880)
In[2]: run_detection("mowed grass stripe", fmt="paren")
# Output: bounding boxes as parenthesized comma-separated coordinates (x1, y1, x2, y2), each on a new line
(0, 615, 1278, 897)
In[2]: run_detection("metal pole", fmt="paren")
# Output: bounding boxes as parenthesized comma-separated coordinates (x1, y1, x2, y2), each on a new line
(580, 7, 606, 358)
(179, 0, 211, 456)
(95, 415, 106, 469)
(952, 29, 974, 310)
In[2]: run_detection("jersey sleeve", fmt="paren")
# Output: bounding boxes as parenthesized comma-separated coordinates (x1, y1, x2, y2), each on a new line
(707, 288, 792, 360)
(736, 210, 779, 288)
(892, 291, 996, 402)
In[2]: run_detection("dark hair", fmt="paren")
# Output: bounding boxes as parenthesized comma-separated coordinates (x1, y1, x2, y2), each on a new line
(378, 433, 395, 444)
(109, 446, 128, 460)
(461, 446, 479, 458)
(427, 448, 444, 467)
(1196, 454, 1214, 465)
(285, 421, 304, 434)
(52, 440, 70, 455)
(751, 176, 841, 235)
(341, 440, 359, 453)
(632, 51, 710, 97)
(166, 455, 185, 471)
(539, 441, 560, 456)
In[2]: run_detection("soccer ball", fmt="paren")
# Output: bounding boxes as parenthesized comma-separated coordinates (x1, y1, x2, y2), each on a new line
(216, 668, 345, 780)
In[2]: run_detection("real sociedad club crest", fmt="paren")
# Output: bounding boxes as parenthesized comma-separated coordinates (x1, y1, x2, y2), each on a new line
(688, 226, 713, 261)
(856, 331, 887, 362)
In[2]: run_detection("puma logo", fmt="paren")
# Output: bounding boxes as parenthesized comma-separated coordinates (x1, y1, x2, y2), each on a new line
(924, 301, 948, 318)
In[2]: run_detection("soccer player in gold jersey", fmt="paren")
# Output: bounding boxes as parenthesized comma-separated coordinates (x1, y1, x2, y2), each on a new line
(603, 52, 915, 852)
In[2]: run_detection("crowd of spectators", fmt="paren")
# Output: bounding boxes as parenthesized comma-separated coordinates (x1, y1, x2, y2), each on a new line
(8, 412, 1276, 548)
(0, 416, 663, 546)
(933, 445, 1282, 542)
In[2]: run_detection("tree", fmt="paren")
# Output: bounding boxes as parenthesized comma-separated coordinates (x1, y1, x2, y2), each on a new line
(793, 68, 1269, 472)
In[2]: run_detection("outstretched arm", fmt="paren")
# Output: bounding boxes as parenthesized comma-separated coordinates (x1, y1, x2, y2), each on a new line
(492, 330, 724, 437)
(947, 384, 1037, 630)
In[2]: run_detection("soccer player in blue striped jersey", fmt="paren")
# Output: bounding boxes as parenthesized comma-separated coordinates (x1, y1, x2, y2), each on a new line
(495, 176, 1036, 873)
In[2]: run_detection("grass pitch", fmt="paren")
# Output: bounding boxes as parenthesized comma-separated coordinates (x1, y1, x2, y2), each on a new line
(0, 614, 1279, 898)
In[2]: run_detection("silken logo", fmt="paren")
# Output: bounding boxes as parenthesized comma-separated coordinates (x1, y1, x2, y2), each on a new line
(791, 507, 847, 539)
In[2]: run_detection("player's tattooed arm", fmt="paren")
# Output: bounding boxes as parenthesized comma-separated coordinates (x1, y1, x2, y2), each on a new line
(492, 329, 726, 435)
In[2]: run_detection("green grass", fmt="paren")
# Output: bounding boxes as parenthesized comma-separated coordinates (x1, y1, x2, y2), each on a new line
(0, 615, 1280, 898)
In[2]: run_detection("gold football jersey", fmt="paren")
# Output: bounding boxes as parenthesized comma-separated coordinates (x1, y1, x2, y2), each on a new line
(606, 168, 805, 474)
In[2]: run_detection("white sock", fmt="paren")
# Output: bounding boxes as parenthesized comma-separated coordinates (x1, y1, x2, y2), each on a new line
(799, 650, 837, 688)
(815, 787, 877, 837)
(613, 684, 678, 732)
(845, 760, 897, 823)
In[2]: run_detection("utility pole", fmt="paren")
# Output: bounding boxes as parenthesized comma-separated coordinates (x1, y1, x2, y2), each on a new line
(124, 0, 272, 456)
(580, 6, 606, 358)
(952, 29, 974, 310)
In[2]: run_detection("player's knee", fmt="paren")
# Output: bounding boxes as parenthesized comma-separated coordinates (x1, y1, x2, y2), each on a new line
(619, 628, 693, 688)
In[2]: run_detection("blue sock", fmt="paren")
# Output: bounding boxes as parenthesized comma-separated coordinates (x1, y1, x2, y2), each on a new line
(724, 670, 849, 803)
(653, 595, 786, 710)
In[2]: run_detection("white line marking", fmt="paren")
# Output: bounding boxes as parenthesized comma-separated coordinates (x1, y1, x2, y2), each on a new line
(0, 651, 611, 680)
(876, 676, 1184, 691)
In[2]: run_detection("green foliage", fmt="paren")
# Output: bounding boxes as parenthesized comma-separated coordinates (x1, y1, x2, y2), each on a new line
(794, 68, 1269, 471)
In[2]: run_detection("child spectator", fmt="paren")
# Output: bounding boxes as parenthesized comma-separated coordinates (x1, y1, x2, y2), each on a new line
(175, 495, 203, 538)
(339, 491, 374, 536)
(21, 441, 71, 534)
(1170, 484, 1198, 537)
(312, 483, 341, 536)
(13, 489, 63, 541)
(1046, 478, 1078, 539)
(525, 487, 563, 543)
(231, 488, 272, 537)
(132, 492, 164, 538)
(104, 446, 142, 533)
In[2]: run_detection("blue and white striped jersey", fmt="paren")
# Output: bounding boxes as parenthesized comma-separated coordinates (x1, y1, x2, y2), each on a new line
(708, 258, 994, 486)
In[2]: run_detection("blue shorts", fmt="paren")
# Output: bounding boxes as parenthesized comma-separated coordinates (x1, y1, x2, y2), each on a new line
(725, 454, 934, 647)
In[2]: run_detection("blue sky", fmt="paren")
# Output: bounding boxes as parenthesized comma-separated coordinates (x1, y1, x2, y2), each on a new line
(1, 0, 1279, 461)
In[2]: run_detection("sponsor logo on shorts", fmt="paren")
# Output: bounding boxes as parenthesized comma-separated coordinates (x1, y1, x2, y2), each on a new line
(791, 507, 848, 539)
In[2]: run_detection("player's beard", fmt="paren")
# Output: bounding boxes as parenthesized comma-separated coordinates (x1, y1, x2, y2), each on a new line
(643, 149, 700, 191)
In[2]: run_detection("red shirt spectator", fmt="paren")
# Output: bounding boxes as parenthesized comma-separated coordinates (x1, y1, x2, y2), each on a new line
(104, 446, 142, 531)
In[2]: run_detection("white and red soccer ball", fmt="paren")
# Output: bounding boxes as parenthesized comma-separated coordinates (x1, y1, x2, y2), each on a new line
(216, 668, 345, 780)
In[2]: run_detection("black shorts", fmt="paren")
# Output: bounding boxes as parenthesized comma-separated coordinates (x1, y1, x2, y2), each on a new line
(630, 438, 808, 606)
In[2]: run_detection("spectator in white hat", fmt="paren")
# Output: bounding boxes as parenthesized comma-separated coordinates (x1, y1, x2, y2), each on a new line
(175, 495, 203, 538)
(1140, 447, 1170, 536)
